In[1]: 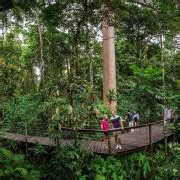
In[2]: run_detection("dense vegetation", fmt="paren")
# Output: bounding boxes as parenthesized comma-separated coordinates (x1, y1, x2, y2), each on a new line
(1, 140, 180, 179)
(0, 0, 179, 179)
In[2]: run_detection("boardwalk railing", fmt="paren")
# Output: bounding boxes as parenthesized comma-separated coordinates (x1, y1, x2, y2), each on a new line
(61, 119, 173, 153)
(0, 118, 175, 154)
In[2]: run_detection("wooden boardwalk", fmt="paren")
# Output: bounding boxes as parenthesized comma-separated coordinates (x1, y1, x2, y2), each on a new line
(0, 120, 174, 155)
(82, 123, 173, 155)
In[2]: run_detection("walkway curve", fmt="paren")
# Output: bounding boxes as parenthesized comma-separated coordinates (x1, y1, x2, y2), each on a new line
(0, 119, 174, 155)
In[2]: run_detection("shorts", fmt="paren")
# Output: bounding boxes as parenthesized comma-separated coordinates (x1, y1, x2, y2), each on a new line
(113, 131, 121, 138)
(129, 121, 134, 127)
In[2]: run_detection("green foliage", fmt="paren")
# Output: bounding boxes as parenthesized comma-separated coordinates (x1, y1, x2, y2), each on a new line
(92, 99, 110, 120)
(90, 156, 127, 180)
(4, 95, 40, 124)
(90, 153, 151, 180)
(1, 0, 178, 125)
(130, 65, 163, 120)
(106, 89, 117, 105)
(117, 64, 164, 121)
(47, 147, 93, 179)
(123, 153, 150, 179)
(0, 147, 40, 179)
(2, 142, 179, 179)
(88, 144, 179, 179)
(151, 143, 180, 179)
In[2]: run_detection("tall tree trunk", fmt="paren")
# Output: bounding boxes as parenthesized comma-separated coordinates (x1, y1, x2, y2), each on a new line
(87, 43, 93, 89)
(33, 8, 45, 79)
(102, 21, 117, 111)
(0, 59, 4, 120)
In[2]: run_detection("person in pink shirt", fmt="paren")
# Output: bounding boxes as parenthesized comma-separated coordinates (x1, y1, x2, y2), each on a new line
(101, 114, 109, 137)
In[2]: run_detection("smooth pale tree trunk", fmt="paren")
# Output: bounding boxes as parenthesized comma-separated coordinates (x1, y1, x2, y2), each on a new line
(102, 22, 117, 111)
(33, 8, 45, 79)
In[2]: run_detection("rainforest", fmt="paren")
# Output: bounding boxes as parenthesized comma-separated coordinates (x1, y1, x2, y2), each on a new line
(0, 0, 179, 179)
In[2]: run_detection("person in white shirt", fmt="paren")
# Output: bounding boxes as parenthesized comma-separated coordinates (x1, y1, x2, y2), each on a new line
(133, 112, 139, 127)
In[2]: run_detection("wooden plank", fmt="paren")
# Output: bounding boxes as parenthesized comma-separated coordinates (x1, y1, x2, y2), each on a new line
(98, 140, 103, 153)
(86, 141, 94, 151)
(94, 140, 101, 153)
(90, 141, 98, 152)
(101, 139, 109, 154)
(80, 140, 89, 149)
(89, 141, 95, 152)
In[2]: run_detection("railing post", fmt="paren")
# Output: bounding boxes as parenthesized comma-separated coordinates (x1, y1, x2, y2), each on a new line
(163, 126, 167, 157)
(74, 127, 78, 147)
(24, 123, 28, 156)
(107, 138, 111, 154)
(149, 124, 152, 153)
(173, 117, 176, 143)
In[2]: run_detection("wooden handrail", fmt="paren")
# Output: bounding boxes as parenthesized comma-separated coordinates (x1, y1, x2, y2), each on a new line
(61, 119, 166, 133)
(1, 119, 172, 134)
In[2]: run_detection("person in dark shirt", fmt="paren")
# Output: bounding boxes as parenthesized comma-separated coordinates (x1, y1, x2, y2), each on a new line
(127, 111, 134, 132)
(111, 110, 123, 150)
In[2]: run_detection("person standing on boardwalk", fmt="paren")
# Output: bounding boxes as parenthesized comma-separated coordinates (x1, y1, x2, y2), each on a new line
(111, 110, 123, 150)
(133, 111, 139, 126)
(127, 111, 134, 132)
(133, 111, 139, 131)
(101, 114, 109, 139)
